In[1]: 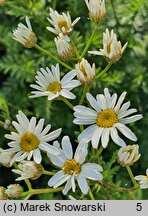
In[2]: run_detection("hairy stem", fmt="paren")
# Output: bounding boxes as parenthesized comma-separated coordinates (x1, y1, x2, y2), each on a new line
(21, 187, 64, 197)
(126, 166, 138, 188)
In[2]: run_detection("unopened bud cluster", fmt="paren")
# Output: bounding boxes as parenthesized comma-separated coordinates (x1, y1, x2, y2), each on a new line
(0, 148, 15, 167)
(12, 160, 43, 181)
(118, 145, 141, 167)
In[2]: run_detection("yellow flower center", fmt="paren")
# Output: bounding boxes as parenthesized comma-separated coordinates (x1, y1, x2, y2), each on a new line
(47, 82, 61, 94)
(58, 20, 69, 32)
(20, 132, 40, 152)
(63, 159, 81, 175)
(96, 109, 118, 128)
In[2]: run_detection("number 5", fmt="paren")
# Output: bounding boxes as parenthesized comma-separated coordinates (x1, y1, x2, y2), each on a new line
(136, 203, 142, 211)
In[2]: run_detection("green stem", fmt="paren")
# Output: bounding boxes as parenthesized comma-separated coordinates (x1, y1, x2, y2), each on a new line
(24, 195, 32, 200)
(126, 166, 138, 188)
(96, 62, 112, 79)
(21, 187, 64, 197)
(80, 25, 98, 59)
(80, 125, 84, 132)
(42, 170, 55, 175)
(79, 85, 89, 105)
(94, 145, 104, 161)
(61, 97, 73, 110)
(35, 44, 72, 70)
(24, 180, 32, 190)
(88, 188, 95, 200)
(70, 37, 80, 60)
(101, 181, 136, 193)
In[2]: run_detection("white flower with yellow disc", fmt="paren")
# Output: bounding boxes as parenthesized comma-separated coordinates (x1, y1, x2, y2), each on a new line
(47, 8, 80, 35)
(47, 136, 103, 195)
(5, 110, 61, 165)
(30, 64, 80, 100)
(135, 169, 148, 189)
(73, 88, 143, 148)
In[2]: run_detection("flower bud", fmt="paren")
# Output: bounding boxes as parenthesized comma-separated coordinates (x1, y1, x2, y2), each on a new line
(75, 58, 95, 84)
(4, 119, 11, 129)
(118, 144, 141, 167)
(0, 187, 8, 200)
(13, 16, 37, 48)
(85, 0, 106, 23)
(54, 33, 73, 60)
(12, 161, 43, 181)
(89, 28, 128, 63)
(5, 184, 23, 198)
(0, 148, 15, 168)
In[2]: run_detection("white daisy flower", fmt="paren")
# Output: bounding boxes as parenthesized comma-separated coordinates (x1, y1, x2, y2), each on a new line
(12, 160, 43, 181)
(54, 33, 73, 60)
(47, 136, 103, 195)
(135, 169, 148, 189)
(73, 88, 143, 149)
(85, 0, 106, 23)
(30, 64, 80, 100)
(118, 144, 141, 167)
(47, 8, 80, 35)
(75, 58, 95, 84)
(4, 110, 62, 165)
(89, 28, 128, 63)
(13, 16, 37, 48)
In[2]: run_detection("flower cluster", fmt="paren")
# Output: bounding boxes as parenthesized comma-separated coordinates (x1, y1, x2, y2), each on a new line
(1, 0, 146, 201)
(46, 8, 80, 60)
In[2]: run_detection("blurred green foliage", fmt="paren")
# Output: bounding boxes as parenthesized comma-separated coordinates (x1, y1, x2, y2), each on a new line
(0, 0, 148, 199)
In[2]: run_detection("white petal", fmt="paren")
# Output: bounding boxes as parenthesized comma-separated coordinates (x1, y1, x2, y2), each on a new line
(62, 176, 72, 195)
(61, 70, 76, 84)
(73, 118, 96, 125)
(77, 173, 88, 194)
(115, 123, 137, 141)
(96, 94, 107, 109)
(74, 140, 88, 164)
(110, 127, 126, 147)
(60, 89, 76, 99)
(39, 143, 60, 155)
(78, 125, 97, 142)
(86, 93, 101, 112)
(120, 114, 143, 124)
(92, 127, 104, 149)
(81, 166, 103, 180)
(47, 153, 65, 167)
(33, 148, 42, 164)
(10, 151, 23, 166)
(61, 136, 73, 159)
(54, 174, 70, 188)
(114, 92, 126, 112)
(101, 128, 110, 148)
(15, 152, 29, 162)
(42, 128, 62, 142)
(48, 170, 65, 186)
